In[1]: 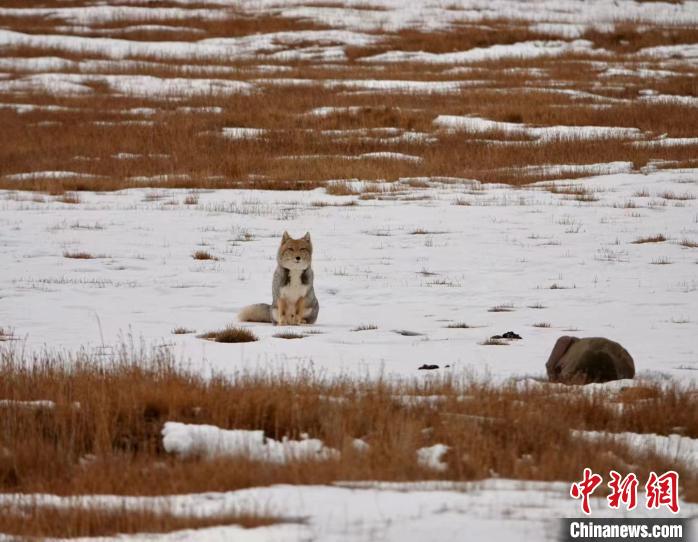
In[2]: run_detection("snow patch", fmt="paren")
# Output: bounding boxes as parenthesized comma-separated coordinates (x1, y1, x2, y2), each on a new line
(574, 430, 698, 469)
(434, 115, 643, 140)
(162, 422, 339, 463)
(0, 399, 55, 409)
(416, 444, 449, 472)
(361, 40, 598, 65)
(221, 127, 268, 139)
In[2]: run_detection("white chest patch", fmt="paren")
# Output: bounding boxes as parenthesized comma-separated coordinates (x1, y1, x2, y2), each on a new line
(279, 270, 308, 302)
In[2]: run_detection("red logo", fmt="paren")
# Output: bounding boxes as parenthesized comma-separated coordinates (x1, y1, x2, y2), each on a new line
(571, 470, 680, 514)
(607, 470, 639, 511)
(646, 471, 680, 514)
(570, 468, 603, 515)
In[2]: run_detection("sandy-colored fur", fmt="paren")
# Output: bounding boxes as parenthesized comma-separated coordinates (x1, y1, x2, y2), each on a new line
(238, 232, 320, 325)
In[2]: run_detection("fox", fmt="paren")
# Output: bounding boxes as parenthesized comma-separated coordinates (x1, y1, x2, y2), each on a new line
(238, 231, 319, 325)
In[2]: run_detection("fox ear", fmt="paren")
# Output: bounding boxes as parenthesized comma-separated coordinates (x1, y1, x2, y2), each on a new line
(282, 231, 290, 242)
(303, 232, 311, 240)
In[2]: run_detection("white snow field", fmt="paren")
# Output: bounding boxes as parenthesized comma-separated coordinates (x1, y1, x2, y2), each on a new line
(1, 170, 696, 381)
(1, 480, 696, 542)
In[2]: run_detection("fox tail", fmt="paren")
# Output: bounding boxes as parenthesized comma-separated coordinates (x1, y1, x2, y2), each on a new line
(238, 303, 272, 323)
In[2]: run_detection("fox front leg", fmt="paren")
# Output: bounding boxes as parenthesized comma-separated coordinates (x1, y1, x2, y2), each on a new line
(276, 298, 289, 325)
(293, 297, 307, 325)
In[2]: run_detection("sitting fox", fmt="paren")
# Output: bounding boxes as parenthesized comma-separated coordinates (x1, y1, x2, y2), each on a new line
(238, 232, 319, 325)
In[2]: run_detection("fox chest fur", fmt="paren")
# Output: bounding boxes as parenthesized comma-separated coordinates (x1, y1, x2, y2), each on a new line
(278, 268, 310, 302)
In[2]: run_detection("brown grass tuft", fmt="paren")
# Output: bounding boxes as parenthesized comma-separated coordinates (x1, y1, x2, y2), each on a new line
(488, 304, 515, 313)
(192, 250, 219, 261)
(632, 234, 667, 244)
(480, 338, 508, 346)
(351, 324, 378, 332)
(56, 193, 82, 204)
(63, 251, 100, 259)
(171, 327, 195, 335)
(657, 191, 696, 201)
(273, 332, 307, 340)
(198, 326, 257, 343)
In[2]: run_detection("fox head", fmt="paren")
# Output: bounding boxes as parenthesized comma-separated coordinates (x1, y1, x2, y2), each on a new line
(277, 231, 312, 270)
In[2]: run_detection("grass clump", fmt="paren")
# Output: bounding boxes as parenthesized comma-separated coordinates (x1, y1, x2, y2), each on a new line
(480, 338, 508, 346)
(632, 234, 667, 244)
(488, 304, 515, 313)
(352, 324, 378, 332)
(63, 251, 99, 259)
(198, 326, 257, 343)
(273, 332, 306, 340)
(192, 250, 219, 261)
(171, 327, 195, 335)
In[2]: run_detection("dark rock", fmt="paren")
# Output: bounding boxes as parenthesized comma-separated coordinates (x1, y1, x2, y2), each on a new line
(394, 330, 423, 336)
(491, 331, 522, 340)
(418, 364, 440, 370)
(546, 336, 635, 384)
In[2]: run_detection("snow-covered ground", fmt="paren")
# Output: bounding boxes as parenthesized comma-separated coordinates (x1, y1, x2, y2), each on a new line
(1, 479, 695, 542)
(1, 169, 696, 381)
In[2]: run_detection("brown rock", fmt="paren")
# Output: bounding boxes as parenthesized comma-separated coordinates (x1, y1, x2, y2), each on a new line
(546, 336, 635, 384)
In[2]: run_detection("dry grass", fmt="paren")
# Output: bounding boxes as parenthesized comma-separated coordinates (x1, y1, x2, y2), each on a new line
(63, 251, 99, 260)
(480, 338, 508, 346)
(3, 91, 697, 191)
(198, 326, 257, 343)
(273, 332, 307, 339)
(0, 345, 695, 502)
(532, 322, 551, 328)
(56, 192, 82, 204)
(582, 23, 698, 53)
(488, 304, 515, 313)
(543, 184, 599, 202)
(191, 250, 218, 261)
(351, 324, 378, 332)
(0, 15, 696, 192)
(679, 239, 698, 248)
(549, 283, 572, 290)
(346, 22, 556, 60)
(171, 327, 195, 335)
(632, 234, 667, 244)
(0, 505, 282, 539)
(446, 323, 472, 329)
(657, 191, 696, 201)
